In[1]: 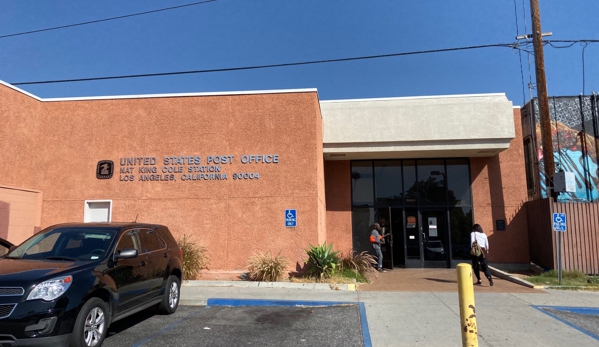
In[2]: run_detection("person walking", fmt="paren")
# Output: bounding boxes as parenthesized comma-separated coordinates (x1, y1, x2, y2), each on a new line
(471, 224, 493, 286)
(371, 223, 389, 272)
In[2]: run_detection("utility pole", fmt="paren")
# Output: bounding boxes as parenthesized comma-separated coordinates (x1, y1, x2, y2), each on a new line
(530, 0, 555, 188)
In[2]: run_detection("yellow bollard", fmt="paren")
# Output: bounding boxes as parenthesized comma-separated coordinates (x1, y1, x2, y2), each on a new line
(457, 263, 478, 347)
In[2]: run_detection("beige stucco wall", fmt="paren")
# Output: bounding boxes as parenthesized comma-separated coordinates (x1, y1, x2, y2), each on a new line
(0, 82, 45, 243)
(0, 186, 42, 244)
(321, 93, 515, 160)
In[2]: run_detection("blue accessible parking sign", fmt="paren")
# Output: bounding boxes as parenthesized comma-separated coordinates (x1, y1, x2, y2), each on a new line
(285, 209, 297, 227)
(552, 213, 567, 232)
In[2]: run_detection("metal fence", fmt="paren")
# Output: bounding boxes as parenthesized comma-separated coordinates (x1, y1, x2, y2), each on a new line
(526, 198, 599, 274)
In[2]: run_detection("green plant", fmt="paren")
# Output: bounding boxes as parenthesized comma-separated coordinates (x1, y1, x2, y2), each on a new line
(304, 242, 340, 281)
(247, 251, 289, 282)
(340, 249, 378, 281)
(177, 234, 209, 280)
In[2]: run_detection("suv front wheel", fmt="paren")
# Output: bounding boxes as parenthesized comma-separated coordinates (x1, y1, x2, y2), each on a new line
(70, 297, 109, 347)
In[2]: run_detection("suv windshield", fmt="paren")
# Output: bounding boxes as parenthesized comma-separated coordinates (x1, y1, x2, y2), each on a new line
(7, 227, 117, 261)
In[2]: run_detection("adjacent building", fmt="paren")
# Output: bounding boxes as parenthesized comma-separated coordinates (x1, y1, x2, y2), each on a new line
(522, 95, 599, 274)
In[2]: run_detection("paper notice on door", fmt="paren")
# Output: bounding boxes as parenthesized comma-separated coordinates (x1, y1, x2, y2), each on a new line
(407, 216, 416, 228)
(429, 227, 438, 237)
(428, 217, 438, 237)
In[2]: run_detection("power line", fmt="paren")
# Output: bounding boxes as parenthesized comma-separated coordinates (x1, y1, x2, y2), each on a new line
(513, 0, 527, 105)
(0, 0, 217, 40)
(10, 43, 515, 86)
(9, 39, 598, 86)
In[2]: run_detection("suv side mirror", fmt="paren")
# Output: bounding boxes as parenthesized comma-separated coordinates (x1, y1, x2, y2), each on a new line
(114, 248, 138, 260)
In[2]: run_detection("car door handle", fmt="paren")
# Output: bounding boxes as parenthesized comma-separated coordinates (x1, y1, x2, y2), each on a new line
(140, 260, 146, 267)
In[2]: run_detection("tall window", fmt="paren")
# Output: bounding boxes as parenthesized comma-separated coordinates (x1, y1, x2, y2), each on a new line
(374, 160, 402, 205)
(446, 159, 471, 206)
(417, 159, 446, 206)
(351, 162, 374, 206)
(351, 159, 471, 208)
(403, 160, 417, 205)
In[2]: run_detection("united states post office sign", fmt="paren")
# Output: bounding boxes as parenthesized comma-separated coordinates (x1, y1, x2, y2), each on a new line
(96, 154, 279, 182)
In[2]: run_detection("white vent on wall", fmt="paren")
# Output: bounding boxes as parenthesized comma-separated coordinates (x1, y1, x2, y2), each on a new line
(84, 200, 112, 223)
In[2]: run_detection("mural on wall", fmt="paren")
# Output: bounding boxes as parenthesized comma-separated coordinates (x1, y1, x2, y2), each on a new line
(524, 96, 599, 202)
(535, 122, 599, 201)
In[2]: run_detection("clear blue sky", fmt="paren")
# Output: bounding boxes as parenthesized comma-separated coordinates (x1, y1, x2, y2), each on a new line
(0, 1, 597, 106)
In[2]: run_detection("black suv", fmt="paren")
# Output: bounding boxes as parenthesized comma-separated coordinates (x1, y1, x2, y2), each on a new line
(0, 223, 183, 347)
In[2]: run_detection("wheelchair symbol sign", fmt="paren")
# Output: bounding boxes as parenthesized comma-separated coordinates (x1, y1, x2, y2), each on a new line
(285, 209, 297, 227)
(552, 213, 566, 232)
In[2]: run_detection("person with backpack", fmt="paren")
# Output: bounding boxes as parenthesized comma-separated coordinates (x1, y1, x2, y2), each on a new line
(471, 224, 493, 286)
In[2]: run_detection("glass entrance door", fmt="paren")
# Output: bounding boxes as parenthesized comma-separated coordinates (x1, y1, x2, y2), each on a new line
(390, 208, 404, 267)
(403, 208, 450, 268)
(404, 208, 421, 268)
(421, 209, 449, 268)
(351, 159, 472, 269)
(376, 207, 405, 269)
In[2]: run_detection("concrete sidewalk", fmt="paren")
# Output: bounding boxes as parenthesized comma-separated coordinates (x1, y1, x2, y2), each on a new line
(181, 277, 599, 347)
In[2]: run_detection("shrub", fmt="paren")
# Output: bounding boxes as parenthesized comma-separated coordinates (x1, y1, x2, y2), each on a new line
(247, 251, 289, 282)
(177, 234, 209, 280)
(305, 243, 340, 281)
(340, 249, 378, 281)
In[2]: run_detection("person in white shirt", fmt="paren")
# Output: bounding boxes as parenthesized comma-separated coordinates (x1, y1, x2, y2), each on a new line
(471, 224, 493, 286)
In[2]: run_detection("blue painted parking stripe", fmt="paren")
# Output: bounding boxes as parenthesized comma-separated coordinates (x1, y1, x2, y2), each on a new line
(359, 302, 373, 347)
(534, 305, 599, 316)
(532, 305, 599, 342)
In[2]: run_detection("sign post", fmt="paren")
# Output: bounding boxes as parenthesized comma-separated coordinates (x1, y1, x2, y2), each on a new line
(552, 213, 567, 284)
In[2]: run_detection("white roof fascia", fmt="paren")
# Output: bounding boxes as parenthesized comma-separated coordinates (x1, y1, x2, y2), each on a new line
(320, 93, 507, 104)
(0, 80, 43, 101)
(41, 88, 318, 102)
(0, 78, 317, 102)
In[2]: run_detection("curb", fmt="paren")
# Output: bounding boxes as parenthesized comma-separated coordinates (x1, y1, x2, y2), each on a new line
(182, 280, 356, 291)
(206, 298, 353, 307)
(179, 298, 207, 306)
(489, 266, 541, 288)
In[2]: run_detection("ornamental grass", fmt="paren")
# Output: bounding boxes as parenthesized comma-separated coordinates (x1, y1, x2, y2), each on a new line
(177, 234, 209, 280)
(247, 251, 289, 282)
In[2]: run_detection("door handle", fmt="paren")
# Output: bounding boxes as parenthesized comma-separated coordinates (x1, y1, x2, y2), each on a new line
(140, 260, 146, 267)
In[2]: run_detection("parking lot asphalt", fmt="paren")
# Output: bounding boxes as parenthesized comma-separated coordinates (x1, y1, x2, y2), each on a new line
(102, 267, 599, 347)
(103, 302, 367, 347)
